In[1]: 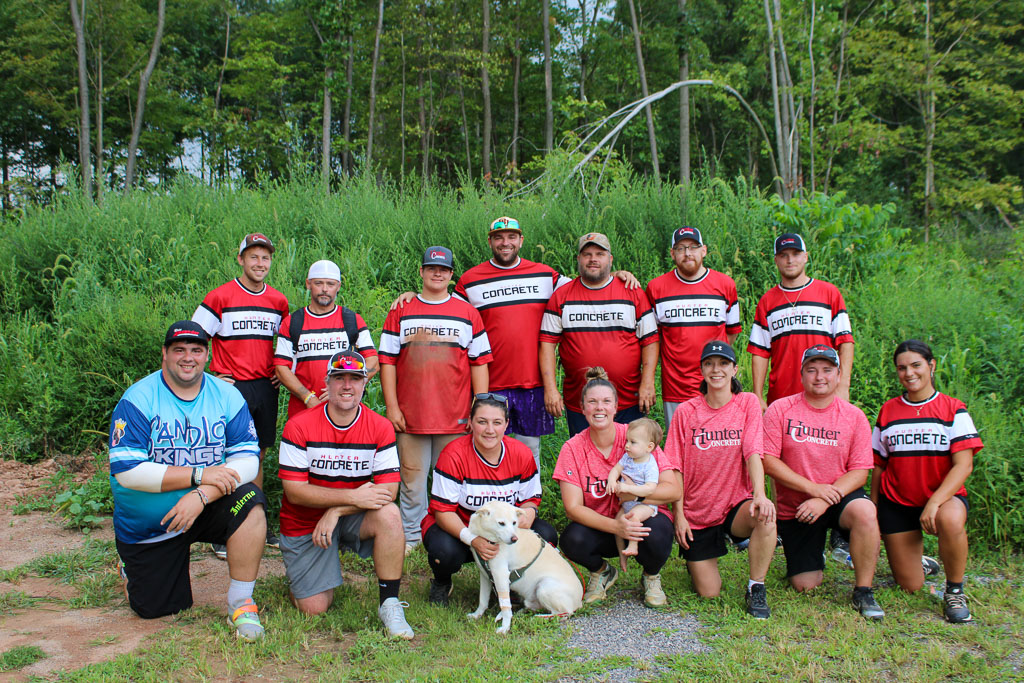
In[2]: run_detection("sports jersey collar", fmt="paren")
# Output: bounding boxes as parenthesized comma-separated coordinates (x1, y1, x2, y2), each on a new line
(233, 277, 267, 296)
(159, 372, 206, 403)
(472, 439, 506, 468)
(306, 305, 339, 318)
(899, 391, 939, 408)
(778, 278, 814, 292)
(488, 257, 522, 270)
(579, 276, 613, 291)
(416, 293, 452, 305)
(672, 268, 710, 285)
(325, 403, 362, 431)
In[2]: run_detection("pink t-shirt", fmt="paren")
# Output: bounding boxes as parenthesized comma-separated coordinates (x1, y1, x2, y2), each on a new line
(665, 392, 763, 529)
(763, 393, 873, 520)
(553, 422, 678, 520)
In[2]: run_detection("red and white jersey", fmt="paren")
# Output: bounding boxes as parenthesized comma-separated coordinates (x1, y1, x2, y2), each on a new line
(420, 434, 542, 536)
(273, 306, 377, 418)
(646, 268, 741, 402)
(872, 392, 983, 508)
(763, 393, 873, 520)
(553, 422, 677, 520)
(278, 403, 400, 537)
(539, 277, 659, 411)
(192, 279, 289, 380)
(378, 295, 493, 434)
(665, 392, 762, 529)
(454, 258, 570, 391)
(747, 279, 854, 405)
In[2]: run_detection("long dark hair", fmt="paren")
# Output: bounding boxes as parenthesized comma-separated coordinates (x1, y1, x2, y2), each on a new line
(893, 339, 934, 365)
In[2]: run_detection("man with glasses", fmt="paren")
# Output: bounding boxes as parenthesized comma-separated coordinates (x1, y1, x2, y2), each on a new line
(646, 226, 741, 427)
(277, 350, 413, 639)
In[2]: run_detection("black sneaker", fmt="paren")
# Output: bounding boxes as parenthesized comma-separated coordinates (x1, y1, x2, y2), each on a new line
(943, 590, 972, 623)
(265, 528, 280, 548)
(852, 587, 884, 621)
(745, 583, 770, 619)
(428, 580, 453, 606)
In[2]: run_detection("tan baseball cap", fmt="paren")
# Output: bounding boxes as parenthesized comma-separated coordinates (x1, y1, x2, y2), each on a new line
(577, 232, 611, 252)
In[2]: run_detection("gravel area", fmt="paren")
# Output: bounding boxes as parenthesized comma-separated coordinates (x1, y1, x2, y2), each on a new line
(560, 597, 710, 682)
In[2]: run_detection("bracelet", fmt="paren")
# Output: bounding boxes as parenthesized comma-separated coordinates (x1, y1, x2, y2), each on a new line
(303, 391, 316, 404)
(459, 527, 478, 546)
(191, 467, 199, 487)
(193, 488, 209, 507)
(191, 466, 205, 487)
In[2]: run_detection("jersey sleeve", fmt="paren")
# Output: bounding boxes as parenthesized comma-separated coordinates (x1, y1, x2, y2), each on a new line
(552, 437, 583, 487)
(725, 280, 741, 335)
(741, 395, 764, 460)
(746, 295, 772, 357)
(652, 445, 677, 473)
(453, 276, 469, 302)
(223, 399, 260, 462)
(192, 294, 222, 337)
(847, 407, 874, 471)
(516, 448, 542, 507)
(466, 308, 493, 365)
(831, 288, 854, 345)
(274, 313, 296, 367)
(762, 402, 784, 458)
(371, 420, 401, 483)
(538, 289, 565, 343)
(634, 289, 660, 345)
(950, 403, 983, 454)
(353, 313, 378, 358)
(871, 406, 889, 469)
(663, 403, 686, 468)
(108, 398, 153, 474)
(378, 308, 402, 365)
(278, 419, 310, 483)
(429, 442, 465, 513)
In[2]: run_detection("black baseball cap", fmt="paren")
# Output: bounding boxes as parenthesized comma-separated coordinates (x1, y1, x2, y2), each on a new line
(774, 233, 806, 254)
(671, 226, 704, 247)
(700, 340, 736, 364)
(164, 320, 209, 347)
(801, 344, 840, 368)
(422, 246, 454, 269)
(327, 350, 369, 377)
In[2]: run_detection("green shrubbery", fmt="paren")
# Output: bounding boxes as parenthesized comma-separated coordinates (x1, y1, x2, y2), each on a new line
(2, 174, 1022, 549)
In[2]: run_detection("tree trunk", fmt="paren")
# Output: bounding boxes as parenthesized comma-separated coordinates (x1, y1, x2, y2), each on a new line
(399, 30, 407, 182)
(366, 0, 385, 167)
(343, 36, 354, 176)
(457, 70, 473, 176)
(512, 36, 521, 168)
(125, 0, 165, 192)
(823, 1, 848, 194)
(322, 65, 333, 186)
(95, 40, 103, 205)
(763, 0, 790, 200)
(214, 9, 231, 183)
(627, 0, 659, 178)
(69, 0, 92, 198)
(542, 0, 553, 152)
(807, 0, 816, 192)
(922, 0, 934, 241)
(481, 0, 492, 179)
(678, 0, 689, 184)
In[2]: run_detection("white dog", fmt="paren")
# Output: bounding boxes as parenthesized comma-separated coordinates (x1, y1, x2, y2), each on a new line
(466, 501, 583, 633)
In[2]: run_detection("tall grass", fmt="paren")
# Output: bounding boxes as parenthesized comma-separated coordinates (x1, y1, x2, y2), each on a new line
(2, 173, 1022, 548)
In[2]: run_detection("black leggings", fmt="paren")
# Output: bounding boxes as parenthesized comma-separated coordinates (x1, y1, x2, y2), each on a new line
(559, 514, 674, 575)
(423, 517, 559, 584)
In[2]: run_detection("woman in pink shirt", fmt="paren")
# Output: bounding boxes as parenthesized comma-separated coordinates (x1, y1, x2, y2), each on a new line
(553, 368, 681, 608)
(665, 341, 776, 618)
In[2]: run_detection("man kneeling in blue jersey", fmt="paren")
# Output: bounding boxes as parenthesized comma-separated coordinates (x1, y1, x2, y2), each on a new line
(109, 321, 268, 640)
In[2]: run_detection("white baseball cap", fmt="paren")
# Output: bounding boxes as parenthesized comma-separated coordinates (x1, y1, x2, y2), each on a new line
(307, 260, 341, 281)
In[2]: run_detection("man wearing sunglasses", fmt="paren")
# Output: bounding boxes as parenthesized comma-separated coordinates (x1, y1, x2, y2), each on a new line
(277, 350, 414, 639)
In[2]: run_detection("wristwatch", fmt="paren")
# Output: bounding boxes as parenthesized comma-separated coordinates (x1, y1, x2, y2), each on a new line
(191, 466, 205, 487)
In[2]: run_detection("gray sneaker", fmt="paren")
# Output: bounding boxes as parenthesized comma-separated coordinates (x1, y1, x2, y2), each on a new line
(943, 590, 972, 623)
(583, 563, 619, 604)
(921, 555, 941, 576)
(852, 587, 885, 621)
(378, 598, 415, 639)
(211, 544, 227, 560)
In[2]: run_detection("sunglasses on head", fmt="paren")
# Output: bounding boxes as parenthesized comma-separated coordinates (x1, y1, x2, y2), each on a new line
(331, 357, 365, 371)
(474, 392, 508, 404)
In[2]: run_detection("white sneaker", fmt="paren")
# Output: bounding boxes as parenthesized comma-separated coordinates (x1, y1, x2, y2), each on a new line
(642, 573, 667, 607)
(378, 598, 414, 639)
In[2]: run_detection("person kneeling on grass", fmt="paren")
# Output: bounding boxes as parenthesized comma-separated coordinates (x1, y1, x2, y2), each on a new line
(665, 341, 777, 619)
(607, 418, 662, 571)
(277, 350, 414, 639)
(871, 339, 984, 623)
(110, 321, 267, 640)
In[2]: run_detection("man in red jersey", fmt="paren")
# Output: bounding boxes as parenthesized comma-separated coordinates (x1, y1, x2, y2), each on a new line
(390, 216, 639, 467)
(646, 226, 741, 426)
(278, 350, 413, 639)
(747, 233, 854, 408)
(762, 345, 884, 620)
(540, 232, 659, 437)
(193, 233, 289, 550)
(274, 259, 378, 420)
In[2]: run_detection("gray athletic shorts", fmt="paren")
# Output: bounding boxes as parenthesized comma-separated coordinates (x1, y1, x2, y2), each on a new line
(279, 512, 373, 600)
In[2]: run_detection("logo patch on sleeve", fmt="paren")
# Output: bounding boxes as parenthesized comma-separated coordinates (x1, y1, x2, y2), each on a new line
(111, 419, 127, 447)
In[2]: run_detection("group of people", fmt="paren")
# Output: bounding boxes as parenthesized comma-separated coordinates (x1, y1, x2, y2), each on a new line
(108, 219, 983, 642)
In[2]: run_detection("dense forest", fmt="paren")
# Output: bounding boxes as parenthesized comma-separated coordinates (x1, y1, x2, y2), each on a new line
(2, 0, 1021, 231)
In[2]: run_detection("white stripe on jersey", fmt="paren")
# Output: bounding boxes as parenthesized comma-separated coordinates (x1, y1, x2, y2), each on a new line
(291, 329, 362, 361)
(192, 305, 221, 336)
(461, 273, 557, 309)
(654, 296, 730, 326)
(279, 440, 399, 480)
(212, 308, 283, 339)
(382, 317, 476, 351)
(553, 301, 638, 333)
(951, 410, 980, 444)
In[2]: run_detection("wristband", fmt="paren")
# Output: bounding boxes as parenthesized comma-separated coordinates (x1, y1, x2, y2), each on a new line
(191, 466, 205, 487)
(459, 527, 478, 546)
(193, 488, 209, 507)
(303, 391, 316, 405)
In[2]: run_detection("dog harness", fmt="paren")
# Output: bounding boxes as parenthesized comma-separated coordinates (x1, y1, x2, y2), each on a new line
(472, 529, 547, 585)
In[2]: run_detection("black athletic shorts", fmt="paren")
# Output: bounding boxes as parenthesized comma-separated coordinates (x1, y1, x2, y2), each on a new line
(877, 491, 968, 535)
(777, 489, 870, 578)
(233, 378, 279, 450)
(678, 499, 750, 562)
(116, 483, 267, 619)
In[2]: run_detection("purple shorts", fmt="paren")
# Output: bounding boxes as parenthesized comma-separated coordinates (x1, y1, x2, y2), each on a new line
(500, 386, 555, 437)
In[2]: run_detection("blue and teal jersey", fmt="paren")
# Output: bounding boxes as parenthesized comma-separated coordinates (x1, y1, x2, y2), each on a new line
(108, 371, 259, 544)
